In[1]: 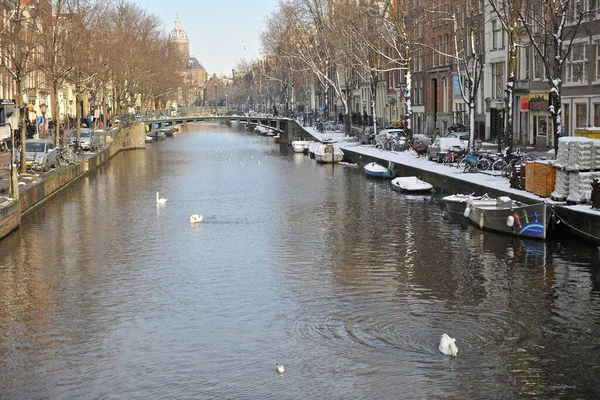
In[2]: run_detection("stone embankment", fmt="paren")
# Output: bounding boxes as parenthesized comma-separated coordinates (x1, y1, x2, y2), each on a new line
(0, 123, 146, 240)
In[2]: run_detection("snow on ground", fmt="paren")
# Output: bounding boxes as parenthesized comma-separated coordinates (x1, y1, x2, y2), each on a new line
(302, 127, 600, 217)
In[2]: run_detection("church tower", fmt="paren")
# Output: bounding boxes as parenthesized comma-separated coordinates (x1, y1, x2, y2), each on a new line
(169, 14, 189, 59)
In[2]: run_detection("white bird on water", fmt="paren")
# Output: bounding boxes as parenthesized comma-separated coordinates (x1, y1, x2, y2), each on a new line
(156, 192, 167, 204)
(439, 333, 458, 357)
(276, 364, 285, 374)
(190, 214, 203, 223)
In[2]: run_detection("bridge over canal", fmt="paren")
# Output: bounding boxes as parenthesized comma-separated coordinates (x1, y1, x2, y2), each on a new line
(141, 115, 313, 145)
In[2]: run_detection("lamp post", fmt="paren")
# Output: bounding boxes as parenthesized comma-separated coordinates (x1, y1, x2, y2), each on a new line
(40, 103, 47, 138)
(214, 83, 217, 115)
(225, 94, 228, 111)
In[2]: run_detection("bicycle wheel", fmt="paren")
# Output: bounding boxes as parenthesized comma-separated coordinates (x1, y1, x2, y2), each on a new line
(476, 158, 491, 172)
(456, 156, 467, 169)
(442, 153, 453, 166)
(375, 143, 384, 151)
(491, 159, 507, 172)
(30, 161, 44, 173)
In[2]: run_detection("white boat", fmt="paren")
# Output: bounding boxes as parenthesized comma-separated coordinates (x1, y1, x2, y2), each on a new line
(314, 142, 344, 163)
(390, 176, 433, 193)
(292, 140, 307, 153)
(363, 162, 393, 178)
(464, 196, 550, 240)
(442, 193, 491, 214)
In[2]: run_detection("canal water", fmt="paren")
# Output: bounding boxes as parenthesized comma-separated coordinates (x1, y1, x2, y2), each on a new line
(1, 123, 599, 399)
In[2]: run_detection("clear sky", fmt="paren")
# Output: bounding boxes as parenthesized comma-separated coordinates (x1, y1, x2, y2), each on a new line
(141, 0, 280, 77)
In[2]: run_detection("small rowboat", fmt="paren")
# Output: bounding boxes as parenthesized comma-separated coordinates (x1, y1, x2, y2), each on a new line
(390, 176, 433, 193)
(363, 162, 393, 178)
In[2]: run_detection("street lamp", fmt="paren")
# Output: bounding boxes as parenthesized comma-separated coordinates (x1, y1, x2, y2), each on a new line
(225, 94, 228, 110)
(214, 83, 217, 115)
(39, 103, 47, 138)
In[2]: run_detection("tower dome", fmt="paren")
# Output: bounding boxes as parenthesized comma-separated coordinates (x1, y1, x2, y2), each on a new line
(169, 14, 189, 43)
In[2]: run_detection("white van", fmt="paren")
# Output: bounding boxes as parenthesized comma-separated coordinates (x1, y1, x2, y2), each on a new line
(427, 137, 463, 162)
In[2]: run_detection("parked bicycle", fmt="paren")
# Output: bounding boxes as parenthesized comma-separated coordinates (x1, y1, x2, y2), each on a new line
(457, 149, 490, 173)
(57, 145, 79, 165)
(442, 146, 466, 166)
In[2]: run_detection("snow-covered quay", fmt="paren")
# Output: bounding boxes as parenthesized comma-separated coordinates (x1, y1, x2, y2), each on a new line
(301, 127, 600, 246)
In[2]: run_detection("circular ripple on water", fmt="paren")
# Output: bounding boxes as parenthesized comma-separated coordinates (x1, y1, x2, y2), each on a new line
(290, 294, 543, 360)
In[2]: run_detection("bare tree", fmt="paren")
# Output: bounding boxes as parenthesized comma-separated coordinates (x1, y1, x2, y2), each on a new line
(0, 0, 42, 173)
(515, 0, 594, 155)
(36, 0, 75, 145)
(264, 0, 355, 133)
(428, 0, 485, 149)
(488, 0, 522, 151)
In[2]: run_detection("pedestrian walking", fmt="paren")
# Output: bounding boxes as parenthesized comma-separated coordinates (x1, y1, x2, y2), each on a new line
(48, 118, 55, 139)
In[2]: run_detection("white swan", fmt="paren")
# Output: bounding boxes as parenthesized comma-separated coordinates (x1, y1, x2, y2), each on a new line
(156, 192, 167, 204)
(190, 214, 203, 223)
(276, 364, 285, 374)
(439, 333, 458, 357)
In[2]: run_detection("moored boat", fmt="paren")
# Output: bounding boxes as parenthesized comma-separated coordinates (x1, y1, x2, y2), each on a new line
(442, 193, 490, 214)
(314, 142, 344, 163)
(390, 176, 433, 193)
(464, 196, 550, 240)
(292, 140, 307, 153)
(363, 162, 393, 178)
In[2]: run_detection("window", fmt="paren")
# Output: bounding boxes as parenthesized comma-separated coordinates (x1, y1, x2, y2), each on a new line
(443, 78, 448, 112)
(492, 62, 505, 99)
(563, 104, 570, 135)
(439, 35, 444, 65)
(492, 20, 500, 50)
(576, 104, 587, 127)
(418, 80, 423, 105)
(597, 41, 600, 81)
(533, 51, 545, 80)
(444, 34, 450, 65)
(432, 38, 438, 66)
(566, 43, 588, 83)
(594, 104, 600, 127)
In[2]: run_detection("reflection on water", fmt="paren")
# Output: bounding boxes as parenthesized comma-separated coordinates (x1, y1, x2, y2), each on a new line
(0, 123, 599, 399)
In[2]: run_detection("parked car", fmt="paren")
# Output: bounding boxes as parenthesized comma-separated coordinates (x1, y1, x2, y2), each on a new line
(445, 131, 470, 148)
(16, 139, 58, 171)
(427, 137, 464, 162)
(70, 128, 95, 151)
(412, 134, 432, 147)
(375, 128, 405, 145)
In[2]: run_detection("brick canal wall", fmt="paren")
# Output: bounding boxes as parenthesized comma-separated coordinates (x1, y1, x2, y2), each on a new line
(0, 123, 146, 239)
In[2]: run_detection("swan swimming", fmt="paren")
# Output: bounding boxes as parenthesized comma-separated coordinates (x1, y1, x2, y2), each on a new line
(190, 214, 203, 223)
(439, 333, 458, 356)
(156, 192, 167, 204)
(276, 364, 285, 374)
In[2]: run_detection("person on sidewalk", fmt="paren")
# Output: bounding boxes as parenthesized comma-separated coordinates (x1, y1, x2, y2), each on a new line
(48, 118, 55, 140)
(433, 127, 440, 143)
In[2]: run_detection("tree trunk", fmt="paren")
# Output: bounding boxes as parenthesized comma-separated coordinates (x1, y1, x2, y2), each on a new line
(52, 81, 61, 145)
(75, 76, 81, 142)
(370, 80, 377, 135)
(504, 20, 519, 152)
(405, 69, 412, 141)
(18, 78, 27, 174)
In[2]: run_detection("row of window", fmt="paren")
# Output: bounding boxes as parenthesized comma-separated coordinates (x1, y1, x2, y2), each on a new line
(518, 42, 600, 84)
(568, 103, 600, 129)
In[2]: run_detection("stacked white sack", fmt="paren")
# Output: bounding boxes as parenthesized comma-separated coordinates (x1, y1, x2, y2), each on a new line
(593, 139, 600, 170)
(553, 136, 571, 169)
(566, 137, 594, 171)
(551, 169, 569, 200)
(566, 171, 597, 203)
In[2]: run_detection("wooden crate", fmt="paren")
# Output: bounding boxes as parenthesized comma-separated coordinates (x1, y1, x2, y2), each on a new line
(533, 161, 556, 198)
(525, 161, 536, 193)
